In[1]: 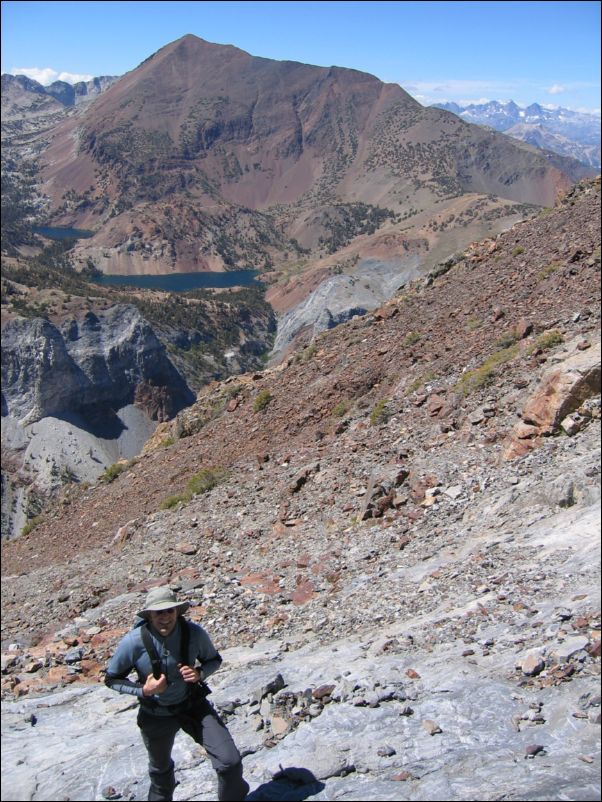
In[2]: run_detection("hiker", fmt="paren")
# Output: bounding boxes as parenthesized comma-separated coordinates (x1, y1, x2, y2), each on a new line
(105, 586, 249, 802)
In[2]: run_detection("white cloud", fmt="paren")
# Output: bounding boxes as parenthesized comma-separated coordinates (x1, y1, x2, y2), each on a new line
(403, 79, 527, 107)
(458, 97, 493, 106)
(404, 79, 516, 97)
(10, 67, 93, 86)
(547, 84, 566, 95)
(57, 70, 94, 84)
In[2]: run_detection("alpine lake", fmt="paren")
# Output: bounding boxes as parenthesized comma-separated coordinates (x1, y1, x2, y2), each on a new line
(91, 271, 260, 292)
(34, 227, 259, 291)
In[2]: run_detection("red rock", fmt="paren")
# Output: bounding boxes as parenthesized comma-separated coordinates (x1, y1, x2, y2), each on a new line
(174, 542, 198, 555)
(241, 572, 268, 584)
(515, 319, 533, 339)
(392, 771, 414, 781)
(272, 521, 287, 536)
(177, 567, 201, 578)
(410, 479, 426, 502)
(47, 665, 79, 684)
(513, 421, 539, 440)
(503, 428, 542, 459)
(80, 659, 103, 677)
(426, 394, 445, 416)
(240, 572, 282, 595)
(312, 684, 335, 700)
(519, 653, 545, 676)
(90, 628, 127, 649)
(267, 613, 289, 628)
(291, 579, 316, 605)
(522, 346, 601, 432)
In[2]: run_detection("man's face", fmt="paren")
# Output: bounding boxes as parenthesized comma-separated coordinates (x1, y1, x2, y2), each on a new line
(149, 607, 178, 637)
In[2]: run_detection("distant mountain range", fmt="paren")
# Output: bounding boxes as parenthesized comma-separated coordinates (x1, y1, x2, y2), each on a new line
(1, 73, 118, 115)
(432, 100, 601, 169)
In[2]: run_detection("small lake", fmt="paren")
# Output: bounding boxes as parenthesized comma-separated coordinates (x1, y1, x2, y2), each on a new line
(92, 270, 260, 292)
(33, 226, 94, 240)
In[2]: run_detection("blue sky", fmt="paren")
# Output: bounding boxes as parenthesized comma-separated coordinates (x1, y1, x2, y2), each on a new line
(2, 1, 600, 113)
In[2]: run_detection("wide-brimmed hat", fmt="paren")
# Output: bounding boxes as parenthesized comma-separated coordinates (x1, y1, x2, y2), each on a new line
(137, 586, 189, 618)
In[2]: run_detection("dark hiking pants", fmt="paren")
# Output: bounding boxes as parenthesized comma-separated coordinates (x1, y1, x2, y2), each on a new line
(137, 700, 248, 801)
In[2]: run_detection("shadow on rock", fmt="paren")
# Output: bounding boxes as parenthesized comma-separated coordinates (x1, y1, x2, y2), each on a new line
(56, 408, 127, 439)
(247, 766, 325, 801)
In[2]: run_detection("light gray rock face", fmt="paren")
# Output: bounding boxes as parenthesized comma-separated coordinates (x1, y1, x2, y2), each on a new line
(1, 305, 195, 539)
(1, 305, 194, 424)
(1, 404, 157, 539)
(1, 627, 600, 801)
(270, 256, 421, 361)
(2, 316, 81, 422)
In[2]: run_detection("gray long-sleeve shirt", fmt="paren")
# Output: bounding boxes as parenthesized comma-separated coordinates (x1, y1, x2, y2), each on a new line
(105, 617, 222, 712)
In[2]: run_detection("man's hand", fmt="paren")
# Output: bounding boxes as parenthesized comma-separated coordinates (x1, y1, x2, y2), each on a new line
(178, 663, 200, 684)
(142, 673, 167, 696)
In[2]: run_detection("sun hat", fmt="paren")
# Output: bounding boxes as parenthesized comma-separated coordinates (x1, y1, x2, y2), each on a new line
(137, 586, 190, 618)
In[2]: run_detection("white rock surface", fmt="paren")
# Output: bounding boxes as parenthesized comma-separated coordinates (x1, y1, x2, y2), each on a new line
(270, 256, 421, 360)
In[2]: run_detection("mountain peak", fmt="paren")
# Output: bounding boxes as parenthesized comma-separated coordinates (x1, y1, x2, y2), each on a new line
(525, 102, 544, 115)
(1, 73, 46, 94)
(145, 31, 251, 65)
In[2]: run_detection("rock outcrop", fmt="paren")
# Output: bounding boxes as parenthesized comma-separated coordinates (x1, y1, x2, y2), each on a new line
(2, 304, 193, 424)
(503, 341, 601, 459)
(1, 304, 195, 539)
(270, 256, 421, 360)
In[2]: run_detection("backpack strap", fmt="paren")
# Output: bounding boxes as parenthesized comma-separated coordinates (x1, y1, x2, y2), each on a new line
(140, 623, 163, 680)
(180, 616, 191, 667)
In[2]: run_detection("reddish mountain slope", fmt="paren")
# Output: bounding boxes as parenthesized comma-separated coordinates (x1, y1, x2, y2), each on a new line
(37, 35, 583, 279)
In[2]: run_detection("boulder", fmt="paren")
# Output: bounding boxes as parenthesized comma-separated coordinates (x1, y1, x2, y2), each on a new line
(504, 341, 600, 459)
(521, 342, 601, 433)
